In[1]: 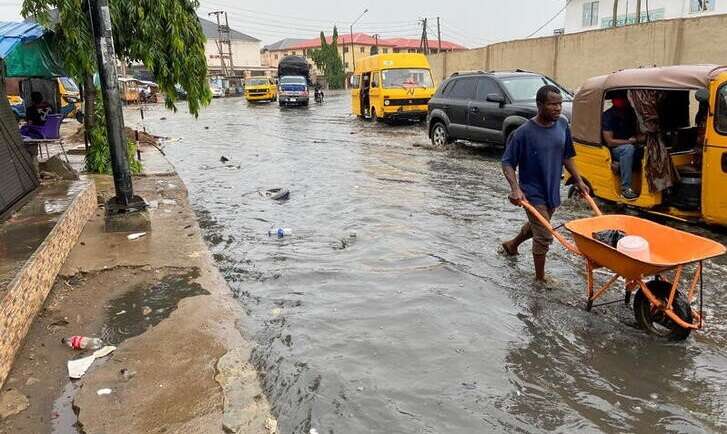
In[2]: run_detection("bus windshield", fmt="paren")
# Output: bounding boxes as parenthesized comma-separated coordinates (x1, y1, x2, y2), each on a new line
(382, 68, 433, 89)
(280, 76, 306, 85)
(246, 78, 269, 86)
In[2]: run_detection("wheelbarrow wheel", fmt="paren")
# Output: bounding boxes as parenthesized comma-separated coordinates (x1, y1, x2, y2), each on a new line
(633, 280, 693, 341)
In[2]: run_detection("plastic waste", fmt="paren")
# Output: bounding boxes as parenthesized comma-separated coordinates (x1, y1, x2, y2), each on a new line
(127, 232, 147, 241)
(617, 235, 651, 262)
(268, 228, 292, 238)
(62, 336, 104, 350)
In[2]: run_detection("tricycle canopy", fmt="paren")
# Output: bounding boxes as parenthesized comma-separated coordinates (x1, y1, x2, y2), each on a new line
(571, 65, 727, 145)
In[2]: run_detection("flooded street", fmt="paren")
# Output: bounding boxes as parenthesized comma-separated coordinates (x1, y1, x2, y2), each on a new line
(131, 93, 727, 433)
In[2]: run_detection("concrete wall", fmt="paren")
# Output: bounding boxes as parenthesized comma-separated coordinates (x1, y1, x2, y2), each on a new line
(0, 180, 96, 387)
(429, 13, 727, 90)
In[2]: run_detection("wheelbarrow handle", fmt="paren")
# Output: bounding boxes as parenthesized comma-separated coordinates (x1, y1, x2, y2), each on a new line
(581, 191, 603, 216)
(520, 200, 580, 255)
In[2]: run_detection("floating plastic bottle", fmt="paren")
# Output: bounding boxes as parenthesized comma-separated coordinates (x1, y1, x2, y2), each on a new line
(62, 336, 104, 350)
(268, 228, 292, 238)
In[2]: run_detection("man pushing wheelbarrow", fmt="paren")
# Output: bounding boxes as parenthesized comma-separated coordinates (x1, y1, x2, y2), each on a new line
(500, 87, 726, 340)
(501, 85, 589, 282)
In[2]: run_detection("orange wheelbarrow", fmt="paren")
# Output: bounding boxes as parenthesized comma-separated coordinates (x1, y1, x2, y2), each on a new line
(521, 194, 726, 340)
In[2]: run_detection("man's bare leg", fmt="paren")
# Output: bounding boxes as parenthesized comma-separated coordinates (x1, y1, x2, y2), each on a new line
(502, 224, 532, 256)
(534, 254, 546, 281)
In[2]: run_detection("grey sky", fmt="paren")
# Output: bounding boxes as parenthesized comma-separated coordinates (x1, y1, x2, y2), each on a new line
(0, 0, 567, 48)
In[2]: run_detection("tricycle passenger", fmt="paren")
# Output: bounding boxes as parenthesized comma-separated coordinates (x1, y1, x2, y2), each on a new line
(602, 94, 644, 200)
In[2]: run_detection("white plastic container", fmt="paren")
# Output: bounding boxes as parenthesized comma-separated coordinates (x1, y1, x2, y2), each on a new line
(616, 235, 651, 262)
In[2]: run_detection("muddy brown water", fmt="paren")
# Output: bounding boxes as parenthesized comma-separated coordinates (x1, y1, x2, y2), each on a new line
(128, 93, 727, 433)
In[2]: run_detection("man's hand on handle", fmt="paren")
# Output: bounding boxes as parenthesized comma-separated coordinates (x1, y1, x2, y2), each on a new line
(508, 188, 525, 206)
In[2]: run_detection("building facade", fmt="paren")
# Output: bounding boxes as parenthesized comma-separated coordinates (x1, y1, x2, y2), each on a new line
(564, 0, 727, 33)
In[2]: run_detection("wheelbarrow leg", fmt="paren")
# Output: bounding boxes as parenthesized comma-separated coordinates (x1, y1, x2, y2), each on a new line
(586, 261, 594, 312)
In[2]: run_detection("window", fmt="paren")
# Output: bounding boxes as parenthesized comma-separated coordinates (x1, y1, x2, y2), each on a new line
(371, 72, 380, 88)
(448, 77, 478, 100)
(499, 76, 573, 102)
(690, 0, 715, 12)
(274, 54, 278, 60)
(383, 48, 389, 54)
(292, 51, 297, 56)
(360, 47, 365, 53)
(716, 84, 727, 134)
(475, 77, 503, 101)
(344, 46, 349, 53)
(345, 62, 349, 68)
(381, 68, 434, 89)
(582, 1, 599, 27)
(393, 48, 400, 53)
(351, 75, 360, 88)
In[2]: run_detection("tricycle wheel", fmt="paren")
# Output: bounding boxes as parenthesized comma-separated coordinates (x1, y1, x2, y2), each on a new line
(633, 280, 693, 341)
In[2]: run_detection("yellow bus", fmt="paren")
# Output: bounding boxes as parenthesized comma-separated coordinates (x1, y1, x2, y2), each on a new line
(245, 77, 278, 103)
(351, 53, 435, 123)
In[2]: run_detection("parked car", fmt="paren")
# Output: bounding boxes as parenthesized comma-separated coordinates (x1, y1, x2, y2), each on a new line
(210, 86, 225, 98)
(427, 70, 573, 147)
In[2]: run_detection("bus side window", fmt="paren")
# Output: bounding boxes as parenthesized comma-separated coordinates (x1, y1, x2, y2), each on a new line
(351, 75, 361, 88)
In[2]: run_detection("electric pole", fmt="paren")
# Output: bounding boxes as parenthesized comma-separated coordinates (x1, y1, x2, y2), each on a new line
(89, 0, 143, 210)
(419, 18, 430, 55)
(437, 17, 442, 53)
(635, 0, 640, 23)
(208, 11, 234, 78)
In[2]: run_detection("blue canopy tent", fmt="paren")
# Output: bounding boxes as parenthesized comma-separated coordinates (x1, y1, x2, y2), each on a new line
(0, 21, 65, 78)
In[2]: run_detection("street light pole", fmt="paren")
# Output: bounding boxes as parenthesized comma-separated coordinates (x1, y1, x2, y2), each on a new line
(350, 8, 368, 75)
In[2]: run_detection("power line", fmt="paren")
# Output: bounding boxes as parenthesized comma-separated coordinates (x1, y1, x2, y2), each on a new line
(526, 0, 572, 38)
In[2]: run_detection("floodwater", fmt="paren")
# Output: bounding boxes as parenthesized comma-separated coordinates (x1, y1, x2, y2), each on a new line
(130, 93, 727, 433)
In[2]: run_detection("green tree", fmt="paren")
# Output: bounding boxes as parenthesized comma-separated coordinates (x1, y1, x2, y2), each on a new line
(22, 0, 212, 172)
(310, 26, 345, 89)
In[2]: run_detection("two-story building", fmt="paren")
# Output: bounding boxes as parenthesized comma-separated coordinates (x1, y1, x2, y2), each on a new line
(565, 0, 727, 33)
(262, 33, 465, 74)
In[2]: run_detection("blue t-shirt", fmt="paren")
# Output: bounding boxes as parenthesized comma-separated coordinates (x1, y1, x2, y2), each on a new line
(602, 107, 637, 140)
(502, 118, 575, 208)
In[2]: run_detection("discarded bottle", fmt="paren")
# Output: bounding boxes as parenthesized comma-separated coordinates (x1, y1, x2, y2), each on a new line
(62, 336, 104, 350)
(268, 228, 292, 238)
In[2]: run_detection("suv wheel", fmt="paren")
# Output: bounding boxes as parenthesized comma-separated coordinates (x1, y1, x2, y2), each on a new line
(431, 122, 449, 147)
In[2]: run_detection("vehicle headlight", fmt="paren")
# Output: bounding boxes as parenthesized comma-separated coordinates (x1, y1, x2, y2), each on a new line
(384, 99, 390, 106)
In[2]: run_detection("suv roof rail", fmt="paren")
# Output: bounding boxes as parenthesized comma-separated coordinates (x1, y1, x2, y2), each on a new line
(449, 70, 487, 77)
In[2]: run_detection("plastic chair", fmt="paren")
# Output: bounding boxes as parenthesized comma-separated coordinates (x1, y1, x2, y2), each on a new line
(22, 114, 69, 163)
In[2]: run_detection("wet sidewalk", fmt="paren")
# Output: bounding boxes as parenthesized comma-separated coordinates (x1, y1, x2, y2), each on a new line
(0, 145, 276, 433)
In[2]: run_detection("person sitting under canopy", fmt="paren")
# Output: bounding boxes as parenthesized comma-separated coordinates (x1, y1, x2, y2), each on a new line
(602, 94, 644, 200)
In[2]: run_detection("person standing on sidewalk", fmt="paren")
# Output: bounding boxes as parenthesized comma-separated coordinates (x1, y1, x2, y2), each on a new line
(500, 85, 589, 282)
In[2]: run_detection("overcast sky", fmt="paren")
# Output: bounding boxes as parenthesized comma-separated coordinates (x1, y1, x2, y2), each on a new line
(0, 0, 567, 48)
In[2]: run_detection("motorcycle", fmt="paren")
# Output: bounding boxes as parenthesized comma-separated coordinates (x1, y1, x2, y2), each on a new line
(314, 88, 324, 103)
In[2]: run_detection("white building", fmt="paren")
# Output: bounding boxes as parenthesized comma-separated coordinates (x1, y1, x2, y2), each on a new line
(199, 17, 261, 77)
(564, 0, 727, 33)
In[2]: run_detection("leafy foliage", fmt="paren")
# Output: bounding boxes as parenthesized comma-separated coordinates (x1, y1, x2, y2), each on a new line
(310, 27, 345, 89)
(85, 93, 142, 175)
(22, 0, 212, 115)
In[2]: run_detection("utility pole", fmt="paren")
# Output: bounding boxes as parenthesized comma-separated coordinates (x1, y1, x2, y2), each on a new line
(419, 18, 430, 55)
(350, 9, 368, 75)
(89, 0, 143, 212)
(612, 0, 619, 27)
(208, 11, 234, 78)
(636, 0, 642, 23)
(437, 17, 442, 53)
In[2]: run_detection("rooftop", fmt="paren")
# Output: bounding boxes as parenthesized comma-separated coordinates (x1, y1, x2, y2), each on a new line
(198, 17, 260, 43)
